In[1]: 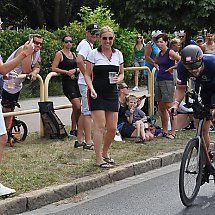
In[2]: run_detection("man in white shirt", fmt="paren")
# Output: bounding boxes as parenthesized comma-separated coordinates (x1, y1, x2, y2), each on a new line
(75, 23, 99, 149)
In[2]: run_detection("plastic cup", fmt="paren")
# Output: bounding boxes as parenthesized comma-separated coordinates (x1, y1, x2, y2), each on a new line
(109, 72, 117, 84)
(7, 77, 16, 89)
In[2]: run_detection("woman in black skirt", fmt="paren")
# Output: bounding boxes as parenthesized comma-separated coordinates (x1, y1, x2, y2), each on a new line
(85, 26, 124, 168)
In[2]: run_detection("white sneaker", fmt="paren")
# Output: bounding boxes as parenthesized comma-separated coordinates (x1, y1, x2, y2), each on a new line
(114, 133, 123, 142)
(0, 183, 16, 197)
(132, 86, 140, 91)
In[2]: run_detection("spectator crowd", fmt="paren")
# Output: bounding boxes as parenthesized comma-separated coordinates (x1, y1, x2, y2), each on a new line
(0, 23, 215, 196)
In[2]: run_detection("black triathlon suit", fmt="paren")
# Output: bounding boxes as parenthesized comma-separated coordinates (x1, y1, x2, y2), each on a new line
(58, 51, 81, 100)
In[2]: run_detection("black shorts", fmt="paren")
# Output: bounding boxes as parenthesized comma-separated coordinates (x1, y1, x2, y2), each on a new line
(88, 95, 118, 112)
(62, 80, 81, 100)
(1, 89, 20, 107)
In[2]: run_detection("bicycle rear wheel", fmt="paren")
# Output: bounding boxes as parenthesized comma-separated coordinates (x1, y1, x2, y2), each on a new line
(179, 138, 203, 206)
(8, 119, 28, 147)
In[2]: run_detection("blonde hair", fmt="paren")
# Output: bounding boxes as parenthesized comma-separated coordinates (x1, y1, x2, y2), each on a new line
(127, 94, 137, 102)
(169, 38, 180, 48)
(99, 26, 115, 38)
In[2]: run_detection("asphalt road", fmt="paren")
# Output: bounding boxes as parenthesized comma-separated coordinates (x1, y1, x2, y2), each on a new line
(20, 163, 215, 215)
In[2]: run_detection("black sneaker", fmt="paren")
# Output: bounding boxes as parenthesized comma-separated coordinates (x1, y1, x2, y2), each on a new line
(201, 166, 210, 186)
(74, 141, 86, 148)
(70, 130, 78, 136)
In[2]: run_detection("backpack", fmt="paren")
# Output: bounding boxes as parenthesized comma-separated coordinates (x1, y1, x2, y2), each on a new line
(147, 116, 161, 136)
(38, 101, 68, 139)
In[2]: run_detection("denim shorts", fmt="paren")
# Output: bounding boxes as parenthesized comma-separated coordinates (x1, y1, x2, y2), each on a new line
(78, 84, 91, 116)
(134, 57, 144, 67)
(155, 80, 175, 102)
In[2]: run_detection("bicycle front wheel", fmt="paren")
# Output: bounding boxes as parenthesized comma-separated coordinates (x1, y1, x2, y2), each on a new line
(8, 119, 28, 146)
(179, 138, 203, 206)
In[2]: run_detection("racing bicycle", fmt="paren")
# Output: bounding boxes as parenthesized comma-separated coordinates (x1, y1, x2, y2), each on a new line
(178, 90, 215, 206)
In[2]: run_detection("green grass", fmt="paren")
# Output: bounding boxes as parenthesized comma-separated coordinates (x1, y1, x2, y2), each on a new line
(0, 129, 214, 196)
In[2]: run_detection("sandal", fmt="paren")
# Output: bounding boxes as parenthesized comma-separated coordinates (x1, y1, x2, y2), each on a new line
(166, 133, 177, 140)
(135, 137, 142, 143)
(83, 144, 94, 150)
(102, 156, 115, 164)
(96, 162, 113, 168)
(158, 132, 168, 138)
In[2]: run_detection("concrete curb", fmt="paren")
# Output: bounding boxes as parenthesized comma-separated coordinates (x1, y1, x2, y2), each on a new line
(0, 149, 183, 215)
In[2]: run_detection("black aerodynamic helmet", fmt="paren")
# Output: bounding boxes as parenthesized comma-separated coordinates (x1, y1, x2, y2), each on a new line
(181, 45, 203, 70)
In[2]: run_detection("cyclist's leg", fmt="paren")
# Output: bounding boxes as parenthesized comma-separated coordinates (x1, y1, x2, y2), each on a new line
(202, 120, 211, 149)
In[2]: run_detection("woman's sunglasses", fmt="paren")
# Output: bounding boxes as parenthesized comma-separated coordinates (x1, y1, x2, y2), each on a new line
(137, 37, 142, 39)
(102, 37, 114, 40)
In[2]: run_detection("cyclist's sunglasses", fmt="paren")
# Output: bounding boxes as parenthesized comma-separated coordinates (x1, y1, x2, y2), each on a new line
(184, 60, 202, 71)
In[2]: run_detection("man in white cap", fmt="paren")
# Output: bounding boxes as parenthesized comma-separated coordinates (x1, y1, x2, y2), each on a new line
(75, 23, 100, 149)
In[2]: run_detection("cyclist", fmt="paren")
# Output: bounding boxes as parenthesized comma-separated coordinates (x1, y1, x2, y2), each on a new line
(0, 40, 34, 197)
(172, 44, 215, 184)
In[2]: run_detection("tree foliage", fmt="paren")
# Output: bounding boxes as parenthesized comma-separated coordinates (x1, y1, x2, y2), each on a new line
(100, 0, 215, 35)
(0, 0, 100, 30)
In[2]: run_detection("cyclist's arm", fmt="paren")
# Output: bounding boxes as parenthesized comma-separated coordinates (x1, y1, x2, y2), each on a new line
(173, 84, 187, 108)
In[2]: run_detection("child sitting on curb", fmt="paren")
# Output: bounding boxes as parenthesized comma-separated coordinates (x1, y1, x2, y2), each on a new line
(125, 95, 152, 143)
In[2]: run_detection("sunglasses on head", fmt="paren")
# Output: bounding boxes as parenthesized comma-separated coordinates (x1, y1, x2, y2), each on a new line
(33, 41, 42, 46)
(64, 40, 72, 43)
(102, 36, 114, 41)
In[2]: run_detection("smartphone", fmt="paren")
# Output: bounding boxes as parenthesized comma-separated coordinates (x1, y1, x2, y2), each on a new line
(29, 34, 34, 41)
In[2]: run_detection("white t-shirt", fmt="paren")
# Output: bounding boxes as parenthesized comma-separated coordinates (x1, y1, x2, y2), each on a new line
(87, 48, 124, 66)
(76, 39, 93, 85)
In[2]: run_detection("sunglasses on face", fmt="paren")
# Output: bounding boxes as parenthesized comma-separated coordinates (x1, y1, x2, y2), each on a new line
(137, 37, 142, 39)
(33, 41, 42, 46)
(184, 61, 202, 71)
(179, 36, 185, 38)
(102, 37, 114, 41)
(64, 40, 72, 43)
(89, 30, 99, 36)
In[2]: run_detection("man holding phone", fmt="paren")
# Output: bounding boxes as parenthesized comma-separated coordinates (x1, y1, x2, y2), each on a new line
(1, 34, 43, 126)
